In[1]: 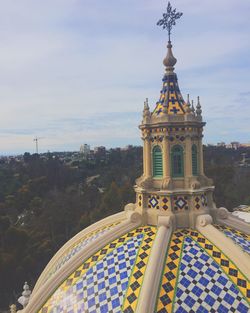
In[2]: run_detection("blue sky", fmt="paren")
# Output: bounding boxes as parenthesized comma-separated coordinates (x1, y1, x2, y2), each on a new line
(0, 0, 249, 154)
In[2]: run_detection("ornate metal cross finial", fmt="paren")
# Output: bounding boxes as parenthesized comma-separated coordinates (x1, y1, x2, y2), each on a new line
(157, 2, 183, 42)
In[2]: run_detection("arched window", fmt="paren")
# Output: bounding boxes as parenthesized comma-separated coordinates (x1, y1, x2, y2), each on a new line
(153, 146, 163, 177)
(192, 144, 198, 176)
(171, 145, 184, 177)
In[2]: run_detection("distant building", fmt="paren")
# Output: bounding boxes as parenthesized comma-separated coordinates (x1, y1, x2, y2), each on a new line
(216, 142, 250, 149)
(230, 141, 240, 150)
(122, 145, 133, 151)
(94, 146, 106, 155)
(217, 142, 226, 147)
(238, 153, 250, 167)
(240, 143, 250, 148)
(80, 144, 90, 157)
(217, 141, 250, 150)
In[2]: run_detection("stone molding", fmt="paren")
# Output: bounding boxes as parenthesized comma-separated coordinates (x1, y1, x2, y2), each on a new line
(158, 215, 173, 228)
(136, 216, 173, 313)
(217, 207, 229, 219)
(134, 186, 214, 195)
(216, 207, 250, 235)
(196, 214, 213, 227)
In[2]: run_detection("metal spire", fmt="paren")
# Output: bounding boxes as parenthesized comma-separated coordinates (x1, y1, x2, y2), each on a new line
(157, 1, 183, 42)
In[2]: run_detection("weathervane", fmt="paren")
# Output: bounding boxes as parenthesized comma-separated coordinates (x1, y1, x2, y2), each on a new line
(157, 1, 183, 42)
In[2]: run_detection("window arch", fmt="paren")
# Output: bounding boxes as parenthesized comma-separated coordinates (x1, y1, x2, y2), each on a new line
(152, 145, 163, 177)
(171, 145, 184, 177)
(192, 144, 198, 176)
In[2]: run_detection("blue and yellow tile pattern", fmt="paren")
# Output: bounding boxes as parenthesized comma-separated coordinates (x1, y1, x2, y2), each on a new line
(38, 226, 156, 313)
(156, 229, 250, 313)
(193, 194, 207, 210)
(153, 73, 187, 116)
(123, 226, 156, 312)
(45, 221, 121, 281)
(173, 196, 189, 211)
(215, 224, 250, 255)
(148, 194, 171, 211)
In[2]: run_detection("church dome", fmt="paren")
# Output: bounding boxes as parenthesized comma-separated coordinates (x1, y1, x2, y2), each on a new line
(17, 3, 250, 313)
(19, 209, 250, 313)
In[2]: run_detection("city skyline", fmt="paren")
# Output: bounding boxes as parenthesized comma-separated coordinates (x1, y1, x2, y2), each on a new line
(0, 0, 250, 154)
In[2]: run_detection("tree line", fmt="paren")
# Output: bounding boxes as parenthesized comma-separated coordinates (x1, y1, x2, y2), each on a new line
(0, 146, 249, 310)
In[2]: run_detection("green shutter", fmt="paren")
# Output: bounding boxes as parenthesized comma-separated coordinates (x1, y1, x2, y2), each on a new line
(171, 145, 184, 177)
(192, 144, 198, 176)
(153, 146, 163, 177)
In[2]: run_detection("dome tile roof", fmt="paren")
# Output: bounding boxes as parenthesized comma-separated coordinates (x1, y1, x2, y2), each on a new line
(38, 226, 157, 313)
(21, 205, 250, 313)
(34, 220, 122, 292)
(47, 222, 121, 278)
(215, 225, 250, 255)
(156, 229, 250, 313)
(29, 222, 250, 313)
(33, 224, 250, 313)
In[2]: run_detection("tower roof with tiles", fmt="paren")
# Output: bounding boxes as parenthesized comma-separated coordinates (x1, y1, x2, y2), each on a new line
(153, 1, 188, 117)
(153, 41, 188, 116)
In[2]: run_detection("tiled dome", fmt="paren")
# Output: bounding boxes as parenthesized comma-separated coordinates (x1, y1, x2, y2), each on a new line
(22, 211, 250, 313)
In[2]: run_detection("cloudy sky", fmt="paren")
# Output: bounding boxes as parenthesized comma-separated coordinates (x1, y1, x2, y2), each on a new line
(0, 0, 249, 154)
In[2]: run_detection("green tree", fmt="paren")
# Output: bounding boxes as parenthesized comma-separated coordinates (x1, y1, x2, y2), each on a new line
(0, 215, 11, 249)
(101, 182, 122, 214)
(5, 227, 29, 252)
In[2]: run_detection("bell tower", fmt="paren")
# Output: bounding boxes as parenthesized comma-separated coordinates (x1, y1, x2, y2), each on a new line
(134, 2, 215, 228)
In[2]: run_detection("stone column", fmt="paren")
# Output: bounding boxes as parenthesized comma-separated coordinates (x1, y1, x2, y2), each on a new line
(163, 136, 170, 178)
(142, 137, 146, 176)
(145, 136, 152, 178)
(198, 136, 204, 175)
(185, 135, 192, 177)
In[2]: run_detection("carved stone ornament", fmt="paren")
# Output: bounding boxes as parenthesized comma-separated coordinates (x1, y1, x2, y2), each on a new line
(217, 207, 229, 219)
(196, 214, 213, 227)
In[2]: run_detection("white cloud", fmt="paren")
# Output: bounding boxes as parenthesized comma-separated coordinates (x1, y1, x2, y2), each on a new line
(0, 0, 249, 154)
